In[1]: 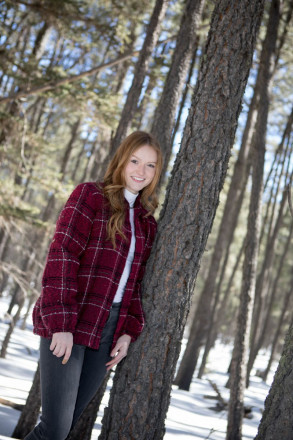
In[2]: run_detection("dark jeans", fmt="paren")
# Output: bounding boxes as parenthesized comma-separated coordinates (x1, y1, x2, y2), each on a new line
(24, 303, 120, 440)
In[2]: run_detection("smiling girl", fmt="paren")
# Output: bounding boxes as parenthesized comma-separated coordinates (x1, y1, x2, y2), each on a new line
(25, 131, 163, 440)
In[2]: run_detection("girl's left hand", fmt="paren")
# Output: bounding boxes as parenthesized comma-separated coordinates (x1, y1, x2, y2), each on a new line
(106, 334, 131, 371)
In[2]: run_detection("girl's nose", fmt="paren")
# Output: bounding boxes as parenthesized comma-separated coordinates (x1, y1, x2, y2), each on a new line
(136, 164, 144, 176)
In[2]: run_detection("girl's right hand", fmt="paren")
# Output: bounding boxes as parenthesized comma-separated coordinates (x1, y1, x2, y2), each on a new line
(50, 332, 73, 365)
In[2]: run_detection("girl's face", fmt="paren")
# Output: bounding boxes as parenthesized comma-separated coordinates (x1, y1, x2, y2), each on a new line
(124, 144, 158, 194)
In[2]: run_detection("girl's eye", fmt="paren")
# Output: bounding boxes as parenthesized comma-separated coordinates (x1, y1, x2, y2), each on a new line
(148, 164, 155, 168)
(131, 159, 138, 164)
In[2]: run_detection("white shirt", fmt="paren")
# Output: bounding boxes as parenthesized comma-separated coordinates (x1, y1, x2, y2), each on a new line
(113, 188, 138, 303)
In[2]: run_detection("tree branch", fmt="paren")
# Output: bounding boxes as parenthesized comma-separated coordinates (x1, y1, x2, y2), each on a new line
(0, 31, 206, 104)
(0, 50, 140, 104)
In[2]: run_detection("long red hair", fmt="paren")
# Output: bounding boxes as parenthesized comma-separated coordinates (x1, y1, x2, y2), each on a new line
(101, 131, 163, 248)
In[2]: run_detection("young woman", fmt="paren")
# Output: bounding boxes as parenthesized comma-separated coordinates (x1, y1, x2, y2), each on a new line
(25, 131, 163, 440)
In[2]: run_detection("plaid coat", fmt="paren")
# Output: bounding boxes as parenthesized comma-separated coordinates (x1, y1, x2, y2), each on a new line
(32, 182, 157, 350)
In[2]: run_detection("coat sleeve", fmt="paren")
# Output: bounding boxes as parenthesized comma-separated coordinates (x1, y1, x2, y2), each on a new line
(122, 217, 157, 342)
(38, 183, 97, 334)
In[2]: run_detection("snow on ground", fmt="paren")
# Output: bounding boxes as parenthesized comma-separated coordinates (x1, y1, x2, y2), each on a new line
(0, 297, 276, 439)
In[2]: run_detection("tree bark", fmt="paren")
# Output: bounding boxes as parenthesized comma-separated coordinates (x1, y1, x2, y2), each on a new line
(108, 0, 169, 159)
(98, 1, 265, 438)
(255, 308, 293, 439)
(226, 1, 280, 438)
(151, 0, 205, 179)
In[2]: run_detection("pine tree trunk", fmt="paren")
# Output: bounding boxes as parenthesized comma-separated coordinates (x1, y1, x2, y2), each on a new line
(255, 310, 293, 439)
(197, 225, 245, 379)
(262, 275, 292, 383)
(1, 294, 25, 358)
(246, 187, 288, 381)
(170, 40, 199, 148)
(226, 2, 280, 438)
(60, 117, 81, 177)
(98, 1, 265, 438)
(261, 219, 293, 382)
(108, 0, 169, 159)
(259, 124, 292, 246)
(249, 108, 293, 368)
(151, 0, 205, 177)
(12, 363, 41, 439)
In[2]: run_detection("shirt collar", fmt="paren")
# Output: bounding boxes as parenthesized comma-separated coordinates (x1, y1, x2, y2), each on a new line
(123, 188, 139, 208)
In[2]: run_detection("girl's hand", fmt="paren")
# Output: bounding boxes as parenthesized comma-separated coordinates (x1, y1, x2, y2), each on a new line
(106, 334, 131, 371)
(50, 332, 73, 365)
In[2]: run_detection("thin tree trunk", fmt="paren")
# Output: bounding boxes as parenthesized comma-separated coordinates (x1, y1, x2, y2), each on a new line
(246, 186, 289, 381)
(259, 119, 292, 246)
(170, 40, 199, 149)
(12, 363, 41, 439)
(198, 228, 246, 379)
(197, 180, 247, 378)
(1, 294, 25, 358)
(71, 133, 92, 182)
(107, 0, 169, 164)
(150, 0, 205, 179)
(133, 55, 162, 130)
(226, 2, 280, 438)
(98, 1, 264, 438)
(255, 304, 293, 439)
(262, 268, 293, 383)
(60, 117, 81, 177)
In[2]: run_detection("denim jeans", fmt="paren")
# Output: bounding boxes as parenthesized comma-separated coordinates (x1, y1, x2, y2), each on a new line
(24, 303, 120, 440)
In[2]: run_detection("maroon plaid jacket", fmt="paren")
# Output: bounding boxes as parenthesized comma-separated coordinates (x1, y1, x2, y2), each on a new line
(32, 182, 157, 349)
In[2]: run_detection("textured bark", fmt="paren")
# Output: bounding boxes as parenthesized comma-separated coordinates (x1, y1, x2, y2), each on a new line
(109, 0, 169, 156)
(226, 2, 280, 438)
(99, 1, 264, 439)
(255, 310, 293, 439)
(12, 363, 41, 439)
(151, 0, 205, 177)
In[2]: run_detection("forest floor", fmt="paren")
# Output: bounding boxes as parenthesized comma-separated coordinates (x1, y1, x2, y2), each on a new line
(0, 297, 276, 440)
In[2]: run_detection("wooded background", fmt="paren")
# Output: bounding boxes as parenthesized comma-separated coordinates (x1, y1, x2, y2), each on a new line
(0, 0, 293, 439)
